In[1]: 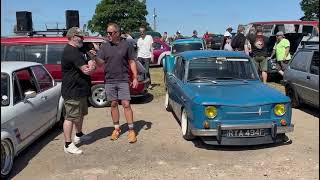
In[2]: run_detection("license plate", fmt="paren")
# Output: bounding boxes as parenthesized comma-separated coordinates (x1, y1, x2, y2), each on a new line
(224, 129, 265, 137)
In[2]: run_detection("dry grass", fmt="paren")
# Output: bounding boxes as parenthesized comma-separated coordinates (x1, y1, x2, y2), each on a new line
(149, 67, 166, 98)
(148, 67, 285, 97)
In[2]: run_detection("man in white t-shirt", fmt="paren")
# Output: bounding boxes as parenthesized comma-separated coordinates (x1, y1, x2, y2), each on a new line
(137, 26, 153, 88)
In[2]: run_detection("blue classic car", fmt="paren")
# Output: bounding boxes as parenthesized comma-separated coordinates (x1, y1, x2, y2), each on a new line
(162, 38, 205, 75)
(165, 50, 294, 145)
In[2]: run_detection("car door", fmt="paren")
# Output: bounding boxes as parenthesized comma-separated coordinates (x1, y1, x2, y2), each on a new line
(12, 68, 43, 147)
(289, 51, 314, 102)
(170, 57, 185, 117)
(305, 51, 319, 106)
(31, 65, 60, 126)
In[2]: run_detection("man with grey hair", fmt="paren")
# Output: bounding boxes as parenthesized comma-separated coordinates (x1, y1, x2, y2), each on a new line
(62, 27, 96, 154)
(268, 31, 291, 76)
(89, 23, 138, 143)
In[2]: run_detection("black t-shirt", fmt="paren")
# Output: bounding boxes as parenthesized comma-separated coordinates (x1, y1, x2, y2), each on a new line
(248, 35, 269, 57)
(61, 44, 91, 99)
(97, 40, 136, 83)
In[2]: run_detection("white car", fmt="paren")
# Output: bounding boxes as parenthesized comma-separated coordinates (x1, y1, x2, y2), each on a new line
(1, 61, 64, 178)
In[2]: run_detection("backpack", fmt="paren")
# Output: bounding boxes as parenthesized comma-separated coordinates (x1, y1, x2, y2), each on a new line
(231, 33, 246, 50)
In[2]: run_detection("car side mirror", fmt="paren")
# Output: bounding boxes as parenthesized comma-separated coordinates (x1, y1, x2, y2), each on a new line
(24, 90, 36, 102)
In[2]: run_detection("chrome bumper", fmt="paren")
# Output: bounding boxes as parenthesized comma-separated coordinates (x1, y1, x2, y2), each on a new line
(191, 123, 294, 136)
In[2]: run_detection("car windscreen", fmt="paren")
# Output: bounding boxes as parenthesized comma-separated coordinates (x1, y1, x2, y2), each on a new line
(172, 43, 203, 54)
(187, 57, 258, 81)
(1, 73, 10, 106)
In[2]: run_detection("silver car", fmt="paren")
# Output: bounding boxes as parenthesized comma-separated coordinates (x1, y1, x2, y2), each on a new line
(1, 61, 64, 178)
(283, 46, 319, 108)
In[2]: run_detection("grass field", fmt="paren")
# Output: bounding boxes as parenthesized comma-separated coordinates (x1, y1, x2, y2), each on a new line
(148, 67, 285, 98)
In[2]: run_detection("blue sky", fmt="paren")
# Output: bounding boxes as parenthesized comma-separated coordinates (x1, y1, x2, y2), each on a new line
(1, 0, 304, 37)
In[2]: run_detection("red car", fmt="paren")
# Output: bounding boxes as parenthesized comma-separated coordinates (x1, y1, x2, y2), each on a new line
(1, 36, 150, 108)
(151, 38, 170, 66)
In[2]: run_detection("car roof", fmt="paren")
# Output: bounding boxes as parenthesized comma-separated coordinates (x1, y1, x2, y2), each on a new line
(173, 38, 203, 44)
(179, 50, 250, 60)
(1, 61, 41, 73)
(249, 20, 319, 25)
(1, 36, 105, 44)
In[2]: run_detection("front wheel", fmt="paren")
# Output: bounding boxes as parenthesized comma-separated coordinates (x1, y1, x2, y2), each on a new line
(1, 139, 14, 179)
(88, 84, 110, 108)
(181, 109, 195, 140)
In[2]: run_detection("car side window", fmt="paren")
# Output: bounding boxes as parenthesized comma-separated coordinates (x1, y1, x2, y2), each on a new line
(47, 44, 65, 64)
(14, 68, 38, 99)
(25, 45, 46, 64)
(13, 76, 23, 104)
(310, 51, 319, 75)
(1, 45, 5, 61)
(31, 65, 54, 92)
(5, 45, 24, 61)
(173, 57, 182, 78)
(302, 25, 314, 35)
(274, 24, 285, 34)
(290, 51, 312, 72)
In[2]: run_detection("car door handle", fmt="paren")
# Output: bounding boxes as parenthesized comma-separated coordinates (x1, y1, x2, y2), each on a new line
(307, 76, 311, 80)
(41, 96, 48, 100)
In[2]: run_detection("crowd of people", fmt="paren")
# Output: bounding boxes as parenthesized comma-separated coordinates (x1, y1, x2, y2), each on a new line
(156, 25, 291, 83)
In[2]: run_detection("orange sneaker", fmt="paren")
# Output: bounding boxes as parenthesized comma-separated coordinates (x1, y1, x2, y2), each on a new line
(110, 129, 121, 140)
(128, 130, 137, 143)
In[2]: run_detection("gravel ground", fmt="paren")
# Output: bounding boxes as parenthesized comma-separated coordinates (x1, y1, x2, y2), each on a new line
(9, 95, 319, 180)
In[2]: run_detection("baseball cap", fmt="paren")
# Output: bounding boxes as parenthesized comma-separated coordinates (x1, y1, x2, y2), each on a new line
(276, 31, 284, 37)
(227, 25, 233, 30)
(66, 27, 85, 38)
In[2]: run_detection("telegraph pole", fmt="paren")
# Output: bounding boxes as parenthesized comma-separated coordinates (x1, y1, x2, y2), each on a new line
(153, 8, 157, 31)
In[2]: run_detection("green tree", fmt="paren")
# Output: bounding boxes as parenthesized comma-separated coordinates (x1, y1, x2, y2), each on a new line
(87, 0, 151, 36)
(300, 0, 319, 20)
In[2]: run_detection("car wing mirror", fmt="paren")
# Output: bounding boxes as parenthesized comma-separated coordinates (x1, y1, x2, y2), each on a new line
(24, 90, 36, 102)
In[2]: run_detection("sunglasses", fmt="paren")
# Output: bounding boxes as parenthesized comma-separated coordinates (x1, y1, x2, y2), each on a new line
(107, 31, 117, 35)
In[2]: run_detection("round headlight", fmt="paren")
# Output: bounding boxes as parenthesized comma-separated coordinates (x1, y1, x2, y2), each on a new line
(205, 106, 217, 119)
(274, 104, 286, 116)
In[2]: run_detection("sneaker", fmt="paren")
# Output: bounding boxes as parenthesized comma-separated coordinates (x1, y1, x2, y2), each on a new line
(64, 143, 83, 154)
(74, 134, 92, 145)
(128, 130, 137, 143)
(110, 129, 121, 140)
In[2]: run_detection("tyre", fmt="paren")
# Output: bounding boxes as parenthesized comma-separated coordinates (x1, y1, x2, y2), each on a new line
(1, 139, 14, 179)
(285, 86, 300, 108)
(181, 108, 195, 140)
(165, 90, 172, 111)
(88, 84, 110, 108)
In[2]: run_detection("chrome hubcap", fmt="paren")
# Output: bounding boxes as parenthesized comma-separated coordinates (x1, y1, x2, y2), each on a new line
(92, 87, 107, 106)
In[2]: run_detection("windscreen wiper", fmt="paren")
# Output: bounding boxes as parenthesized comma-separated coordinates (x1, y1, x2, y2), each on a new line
(188, 77, 217, 84)
(215, 77, 248, 83)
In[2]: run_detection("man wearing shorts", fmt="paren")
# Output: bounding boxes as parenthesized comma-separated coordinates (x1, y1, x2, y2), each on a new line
(62, 27, 96, 154)
(250, 26, 269, 83)
(268, 31, 291, 76)
(90, 23, 138, 143)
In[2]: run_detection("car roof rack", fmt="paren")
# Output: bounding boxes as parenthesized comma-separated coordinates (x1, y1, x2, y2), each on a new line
(14, 27, 70, 37)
